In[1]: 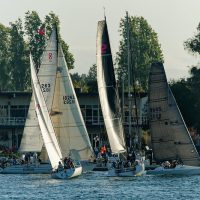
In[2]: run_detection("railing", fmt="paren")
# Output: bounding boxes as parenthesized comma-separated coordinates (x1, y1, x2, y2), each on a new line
(0, 116, 149, 127)
(0, 117, 26, 126)
(84, 115, 149, 126)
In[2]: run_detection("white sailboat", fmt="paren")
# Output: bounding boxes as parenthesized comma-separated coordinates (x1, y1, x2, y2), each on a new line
(0, 27, 59, 174)
(147, 62, 200, 175)
(0, 27, 95, 175)
(50, 43, 95, 172)
(96, 18, 145, 177)
(30, 54, 82, 179)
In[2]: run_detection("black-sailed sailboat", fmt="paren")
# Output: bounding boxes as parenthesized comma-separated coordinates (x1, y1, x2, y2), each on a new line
(96, 18, 145, 176)
(147, 62, 200, 175)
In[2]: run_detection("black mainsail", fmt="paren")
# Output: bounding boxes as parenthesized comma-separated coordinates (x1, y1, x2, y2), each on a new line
(149, 62, 200, 166)
(97, 19, 126, 154)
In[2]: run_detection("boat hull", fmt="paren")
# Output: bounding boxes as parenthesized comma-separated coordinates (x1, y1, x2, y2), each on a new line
(107, 161, 145, 177)
(0, 163, 52, 174)
(80, 160, 96, 172)
(147, 165, 200, 175)
(51, 166, 82, 179)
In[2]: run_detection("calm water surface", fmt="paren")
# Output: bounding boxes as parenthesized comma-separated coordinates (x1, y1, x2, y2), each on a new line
(0, 171, 200, 199)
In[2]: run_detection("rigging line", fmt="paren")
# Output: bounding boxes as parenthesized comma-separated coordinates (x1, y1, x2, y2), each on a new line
(128, 15, 140, 151)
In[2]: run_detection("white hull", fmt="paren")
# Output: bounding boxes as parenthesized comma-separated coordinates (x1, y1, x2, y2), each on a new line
(107, 161, 145, 177)
(0, 163, 52, 174)
(147, 165, 200, 175)
(51, 166, 82, 179)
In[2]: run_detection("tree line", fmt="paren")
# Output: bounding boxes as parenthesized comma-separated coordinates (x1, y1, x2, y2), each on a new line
(0, 11, 74, 91)
(1, 11, 200, 132)
(171, 24, 200, 132)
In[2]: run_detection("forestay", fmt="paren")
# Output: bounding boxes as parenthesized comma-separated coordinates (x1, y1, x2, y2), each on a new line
(96, 20, 126, 154)
(149, 62, 200, 166)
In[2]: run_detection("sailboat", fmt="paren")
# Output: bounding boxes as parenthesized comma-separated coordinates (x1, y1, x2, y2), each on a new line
(96, 18, 145, 177)
(50, 43, 95, 172)
(147, 62, 200, 175)
(30, 54, 82, 179)
(0, 27, 59, 174)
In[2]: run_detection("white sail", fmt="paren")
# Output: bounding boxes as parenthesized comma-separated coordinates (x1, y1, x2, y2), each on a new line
(50, 44, 94, 161)
(30, 55, 62, 169)
(37, 27, 58, 110)
(97, 20, 126, 154)
(19, 28, 58, 153)
(19, 95, 43, 152)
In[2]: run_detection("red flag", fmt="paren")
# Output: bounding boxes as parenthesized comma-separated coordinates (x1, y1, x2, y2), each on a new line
(38, 26, 45, 35)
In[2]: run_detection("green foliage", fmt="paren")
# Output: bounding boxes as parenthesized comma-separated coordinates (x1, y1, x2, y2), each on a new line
(0, 23, 10, 90)
(70, 72, 88, 92)
(70, 64, 97, 93)
(0, 10, 75, 91)
(87, 64, 97, 81)
(184, 23, 200, 55)
(116, 15, 164, 91)
(24, 11, 45, 69)
(9, 19, 29, 91)
(170, 66, 200, 131)
(25, 11, 74, 70)
(60, 39, 74, 70)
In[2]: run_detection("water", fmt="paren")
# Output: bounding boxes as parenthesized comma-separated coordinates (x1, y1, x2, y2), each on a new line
(0, 172, 200, 200)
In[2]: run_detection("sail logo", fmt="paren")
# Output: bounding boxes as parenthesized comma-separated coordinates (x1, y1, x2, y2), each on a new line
(41, 83, 50, 92)
(48, 52, 53, 62)
(101, 43, 107, 54)
(63, 95, 75, 104)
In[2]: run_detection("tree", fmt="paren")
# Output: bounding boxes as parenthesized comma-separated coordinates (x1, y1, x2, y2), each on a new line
(116, 15, 164, 91)
(184, 23, 200, 55)
(87, 64, 97, 81)
(170, 66, 200, 131)
(86, 64, 97, 93)
(0, 23, 10, 90)
(70, 72, 88, 92)
(60, 39, 74, 70)
(170, 78, 195, 128)
(25, 11, 74, 70)
(24, 11, 45, 70)
(9, 19, 29, 91)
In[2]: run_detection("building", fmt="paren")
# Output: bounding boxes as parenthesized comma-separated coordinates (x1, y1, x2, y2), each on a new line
(0, 90, 149, 151)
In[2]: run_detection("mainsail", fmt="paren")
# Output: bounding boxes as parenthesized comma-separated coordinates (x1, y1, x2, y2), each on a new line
(96, 19, 126, 154)
(50, 44, 94, 161)
(19, 28, 58, 153)
(30, 55, 62, 169)
(149, 62, 200, 166)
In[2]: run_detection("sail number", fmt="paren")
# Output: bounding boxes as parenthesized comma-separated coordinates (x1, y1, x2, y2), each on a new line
(48, 52, 53, 62)
(63, 95, 75, 104)
(150, 107, 161, 120)
(41, 83, 50, 92)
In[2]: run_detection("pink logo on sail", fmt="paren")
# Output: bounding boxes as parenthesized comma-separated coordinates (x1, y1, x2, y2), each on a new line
(101, 43, 107, 54)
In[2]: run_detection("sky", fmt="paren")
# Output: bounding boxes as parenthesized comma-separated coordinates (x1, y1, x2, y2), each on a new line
(1, 0, 200, 80)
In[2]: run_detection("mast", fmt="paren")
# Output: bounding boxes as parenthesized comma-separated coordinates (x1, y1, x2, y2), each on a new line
(131, 29, 140, 151)
(126, 12, 132, 150)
